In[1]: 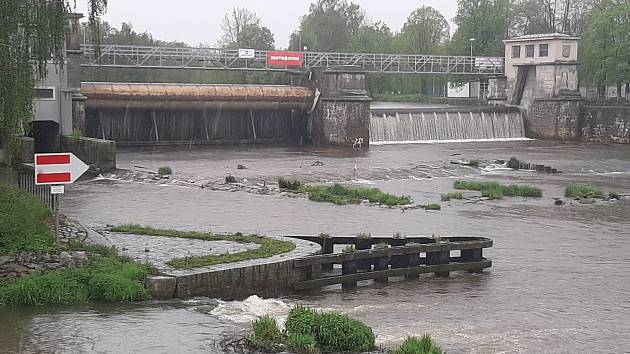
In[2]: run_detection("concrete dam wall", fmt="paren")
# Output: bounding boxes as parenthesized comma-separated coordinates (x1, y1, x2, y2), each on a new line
(369, 106, 526, 144)
(82, 83, 315, 145)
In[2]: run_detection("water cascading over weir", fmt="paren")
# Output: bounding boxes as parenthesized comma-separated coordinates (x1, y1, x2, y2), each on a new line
(81, 82, 315, 145)
(369, 106, 526, 145)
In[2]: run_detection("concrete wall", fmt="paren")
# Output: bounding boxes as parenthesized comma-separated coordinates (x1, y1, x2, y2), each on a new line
(582, 105, 630, 143)
(313, 100, 371, 146)
(527, 97, 583, 140)
(60, 136, 116, 171)
(173, 259, 309, 300)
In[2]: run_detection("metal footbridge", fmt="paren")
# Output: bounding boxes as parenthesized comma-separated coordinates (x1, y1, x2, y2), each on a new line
(81, 44, 505, 75)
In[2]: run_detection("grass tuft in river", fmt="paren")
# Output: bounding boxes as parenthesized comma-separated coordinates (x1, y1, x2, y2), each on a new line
(565, 184, 603, 198)
(441, 192, 464, 202)
(390, 335, 445, 354)
(278, 177, 303, 191)
(454, 180, 543, 199)
(110, 224, 296, 269)
(158, 166, 173, 175)
(421, 203, 442, 211)
(302, 183, 412, 206)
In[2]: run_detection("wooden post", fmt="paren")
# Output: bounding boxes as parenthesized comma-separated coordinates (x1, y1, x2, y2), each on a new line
(461, 248, 483, 273)
(322, 239, 334, 272)
(405, 253, 420, 279)
(427, 248, 450, 277)
(374, 256, 389, 283)
(309, 263, 322, 280)
(342, 260, 358, 290)
(355, 239, 372, 271)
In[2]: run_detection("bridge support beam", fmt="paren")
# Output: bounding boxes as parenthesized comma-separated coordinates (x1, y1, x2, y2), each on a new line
(311, 68, 372, 147)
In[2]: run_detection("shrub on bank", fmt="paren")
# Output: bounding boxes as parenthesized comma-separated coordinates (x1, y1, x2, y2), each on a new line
(0, 183, 57, 255)
(0, 251, 153, 306)
(391, 335, 444, 354)
(303, 183, 412, 206)
(565, 184, 603, 198)
(247, 315, 284, 352)
(454, 180, 542, 199)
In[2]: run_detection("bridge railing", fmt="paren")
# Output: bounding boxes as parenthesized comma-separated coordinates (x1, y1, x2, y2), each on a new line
(82, 44, 504, 75)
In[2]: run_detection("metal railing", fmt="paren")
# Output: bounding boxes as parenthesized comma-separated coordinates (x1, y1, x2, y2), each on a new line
(81, 44, 505, 75)
(16, 164, 56, 210)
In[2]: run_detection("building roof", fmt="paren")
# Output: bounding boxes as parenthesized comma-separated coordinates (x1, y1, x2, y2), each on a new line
(504, 32, 580, 43)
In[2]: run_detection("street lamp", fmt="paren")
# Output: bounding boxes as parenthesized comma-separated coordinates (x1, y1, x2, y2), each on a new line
(469, 38, 476, 57)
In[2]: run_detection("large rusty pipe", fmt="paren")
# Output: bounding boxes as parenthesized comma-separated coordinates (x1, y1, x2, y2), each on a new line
(82, 82, 315, 110)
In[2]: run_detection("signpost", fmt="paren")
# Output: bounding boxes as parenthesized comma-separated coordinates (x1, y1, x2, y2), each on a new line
(34, 153, 89, 240)
(267, 51, 304, 67)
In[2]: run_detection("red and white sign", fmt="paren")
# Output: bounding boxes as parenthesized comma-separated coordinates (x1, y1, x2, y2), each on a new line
(34, 153, 89, 185)
(267, 51, 303, 67)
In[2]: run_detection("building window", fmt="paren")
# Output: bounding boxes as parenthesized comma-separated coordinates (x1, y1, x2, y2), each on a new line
(34, 87, 55, 100)
(511, 45, 521, 58)
(525, 44, 535, 58)
(562, 44, 571, 58)
(539, 44, 549, 57)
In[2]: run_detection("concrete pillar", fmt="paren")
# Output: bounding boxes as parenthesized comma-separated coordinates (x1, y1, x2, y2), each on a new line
(341, 260, 358, 290)
(311, 68, 372, 147)
(72, 94, 87, 133)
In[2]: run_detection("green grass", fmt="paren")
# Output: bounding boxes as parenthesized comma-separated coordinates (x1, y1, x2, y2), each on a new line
(390, 335, 445, 354)
(565, 184, 603, 198)
(0, 249, 154, 306)
(247, 315, 285, 352)
(284, 305, 376, 353)
(420, 203, 442, 211)
(158, 166, 173, 175)
(441, 192, 464, 202)
(454, 180, 543, 199)
(110, 224, 296, 269)
(278, 177, 303, 191)
(0, 183, 57, 255)
(301, 183, 412, 206)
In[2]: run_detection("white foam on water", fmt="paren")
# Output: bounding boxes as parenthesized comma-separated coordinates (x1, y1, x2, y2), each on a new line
(350, 178, 376, 185)
(210, 295, 291, 327)
(371, 138, 533, 146)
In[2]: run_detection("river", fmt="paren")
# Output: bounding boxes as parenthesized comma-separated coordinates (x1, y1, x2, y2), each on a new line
(1, 140, 629, 353)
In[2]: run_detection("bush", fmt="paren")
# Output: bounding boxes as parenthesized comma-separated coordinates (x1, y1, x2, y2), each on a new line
(0, 183, 57, 255)
(278, 177, 303, 191)
(285, 305, 375, 353)
(441, 192, 463, 202)
(0, 254, 152, 306)
(454, 180, 542, 199)
(565, 184, 603, 198)
(391, 335, 444, 354)
(158, 166, 173, 175)
(303, 183, 412, 206)
(247, 315, 284, 351)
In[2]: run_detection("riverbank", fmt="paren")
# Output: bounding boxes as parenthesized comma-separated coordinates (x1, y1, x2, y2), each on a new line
(0, 183, 155, 306)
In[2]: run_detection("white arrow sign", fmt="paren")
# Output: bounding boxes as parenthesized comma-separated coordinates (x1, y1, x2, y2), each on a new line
(34, 153, 90, 185)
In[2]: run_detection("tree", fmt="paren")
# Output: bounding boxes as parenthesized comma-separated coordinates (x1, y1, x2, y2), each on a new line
(511, 0, 595, 36)
(451, 0, 511, 56)
(0, 0, 106, 164)
(220, 7, 275, 50)
(289, 0, 365, 52)
(398, 6, 450, 55)
(581, 0, 630, 97)
(346, 22, 395, 53)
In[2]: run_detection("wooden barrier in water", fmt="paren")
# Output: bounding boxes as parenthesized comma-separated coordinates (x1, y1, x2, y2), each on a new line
(291, 236, 492, 291)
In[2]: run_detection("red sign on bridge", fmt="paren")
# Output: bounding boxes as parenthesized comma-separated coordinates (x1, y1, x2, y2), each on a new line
(267, 51, 303, 67)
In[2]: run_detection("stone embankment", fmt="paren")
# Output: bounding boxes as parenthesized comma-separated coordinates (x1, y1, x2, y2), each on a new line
(0, 217, 91, 279)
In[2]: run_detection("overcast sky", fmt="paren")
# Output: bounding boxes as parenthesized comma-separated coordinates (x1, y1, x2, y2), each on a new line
(75, 0, 458, 48)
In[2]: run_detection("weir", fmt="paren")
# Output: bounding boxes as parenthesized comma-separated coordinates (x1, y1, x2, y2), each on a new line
(369, 106, 526, 144)
(81, 82, 315, 145)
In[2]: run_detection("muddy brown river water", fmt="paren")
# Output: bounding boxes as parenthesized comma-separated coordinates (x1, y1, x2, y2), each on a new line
(1, 140, 629, 353)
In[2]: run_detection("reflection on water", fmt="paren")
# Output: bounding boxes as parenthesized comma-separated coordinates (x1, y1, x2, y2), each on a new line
(2, 141, 630, 353)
